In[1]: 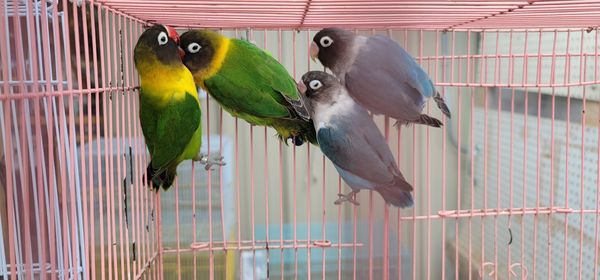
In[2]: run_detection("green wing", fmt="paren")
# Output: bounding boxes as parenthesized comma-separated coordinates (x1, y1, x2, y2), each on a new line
(204, 39, 309, 122)
(139, 93, 159, 154)
(140, 92, 201, 171)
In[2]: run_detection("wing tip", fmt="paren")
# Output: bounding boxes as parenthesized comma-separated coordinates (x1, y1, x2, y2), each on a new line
(377, 187, 414, 208)
(376, 176, 414, 208)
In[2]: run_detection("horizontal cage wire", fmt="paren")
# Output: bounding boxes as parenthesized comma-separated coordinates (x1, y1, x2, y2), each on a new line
(0, 0, 599, 280)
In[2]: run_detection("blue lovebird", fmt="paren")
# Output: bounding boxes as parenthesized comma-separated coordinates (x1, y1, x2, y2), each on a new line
(298, 71, 414, 208)
(310, 28, 451, 127)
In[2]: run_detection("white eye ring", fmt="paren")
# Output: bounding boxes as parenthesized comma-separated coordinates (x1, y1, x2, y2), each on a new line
(187, 42, 201, 53)
(309, 80, 322, 90)
(320, 36, 333, 48)
(157, 31, 168, 45)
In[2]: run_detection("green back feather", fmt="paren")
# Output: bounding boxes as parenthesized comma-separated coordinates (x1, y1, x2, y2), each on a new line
(205, 39, 301, 121)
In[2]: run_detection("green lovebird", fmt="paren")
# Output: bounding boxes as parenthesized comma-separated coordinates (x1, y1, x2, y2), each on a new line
(180, 29, 317, 146)
(134, 25, 203, 191)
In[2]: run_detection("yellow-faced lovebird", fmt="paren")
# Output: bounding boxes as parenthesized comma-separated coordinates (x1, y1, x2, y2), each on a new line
(310, 28, 451, 127)
(134, 25, 223, 191)
(298, 71, 414, 208)
(179, 29, 317, 146)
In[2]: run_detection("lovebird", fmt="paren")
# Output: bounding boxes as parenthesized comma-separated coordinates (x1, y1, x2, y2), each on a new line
(310, 28, 451, 127)
(180, 29, 317, 146)
(298, 71, 414, 208)
(134, 25, 222, 191)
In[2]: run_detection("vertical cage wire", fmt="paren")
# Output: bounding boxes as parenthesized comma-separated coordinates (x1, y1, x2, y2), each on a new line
(1, 1, 600, 280)
(0, 1, 160, 279)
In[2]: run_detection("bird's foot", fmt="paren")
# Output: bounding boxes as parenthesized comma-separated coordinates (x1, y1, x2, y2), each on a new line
(193, 153, 226, 170)
(334, 190, 360, 206)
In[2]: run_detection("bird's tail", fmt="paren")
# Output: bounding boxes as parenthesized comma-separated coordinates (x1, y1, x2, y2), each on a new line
(376, 177, 414, 208)
(434, 92, 452, 118)
(144, 162, 176, 191)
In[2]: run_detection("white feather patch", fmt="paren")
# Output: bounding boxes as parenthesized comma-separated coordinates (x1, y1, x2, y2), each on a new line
(312, 89, 356, 130)
(318, 121, 326, 129)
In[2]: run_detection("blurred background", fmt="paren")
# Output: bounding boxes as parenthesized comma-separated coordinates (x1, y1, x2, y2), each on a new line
(0, 1, 599, 279)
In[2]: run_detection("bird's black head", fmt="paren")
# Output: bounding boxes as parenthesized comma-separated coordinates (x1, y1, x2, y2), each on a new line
(133, 24, 182, 67)
(180, 30, 220, 75)
(311, 28, 355, 70)
(297, 71, 341, 107)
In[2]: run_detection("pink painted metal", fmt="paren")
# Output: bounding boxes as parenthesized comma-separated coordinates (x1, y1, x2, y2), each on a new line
(11, 5, 34, 280)
(367, 28, 375, 280)
(23, 2, 49, 278)
(92, 0, 600, 29)
(439, 29, 447, 280)
(595, 29, 600, 280)
(2, 1, 600, 280)
(424, 30, 432, 280)
(0, 4, 17, 280)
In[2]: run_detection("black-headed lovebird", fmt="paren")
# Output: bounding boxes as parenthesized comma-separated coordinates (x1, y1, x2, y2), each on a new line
(134, 25, 223, 191)
(180, 29, 316, 146)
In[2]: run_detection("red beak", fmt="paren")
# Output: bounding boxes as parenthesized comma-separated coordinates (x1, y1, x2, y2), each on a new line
(163, 25, 180, 45)
(297, 80, 307, 95)
(178, 46, 185, 59)
(310, 42, 319, 62)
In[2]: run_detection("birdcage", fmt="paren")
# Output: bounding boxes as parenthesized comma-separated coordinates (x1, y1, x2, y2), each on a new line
(1, 0, 599, 279)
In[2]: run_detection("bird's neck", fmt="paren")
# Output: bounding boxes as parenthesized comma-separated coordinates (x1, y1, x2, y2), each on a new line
(333, 36, 366, 77)
(193, 37, 231, 83)
(312, 91, 355, 126)
(139, 60, 197, 106)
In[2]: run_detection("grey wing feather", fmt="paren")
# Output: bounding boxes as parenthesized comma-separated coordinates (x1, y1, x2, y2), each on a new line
(344, 35, 436, 121)
(357, 108, 407, 179)
(368, 35, 435, 98)
(317, 106, 400, 186)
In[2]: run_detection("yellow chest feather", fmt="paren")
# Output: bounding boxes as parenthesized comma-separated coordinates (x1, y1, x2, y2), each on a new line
(139, 61, 197, 106)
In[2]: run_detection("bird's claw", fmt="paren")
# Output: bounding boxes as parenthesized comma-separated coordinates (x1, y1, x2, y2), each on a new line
(334, 191, 360, 206)
(194, 153, 226, 170)
(204, 155, 226, 171)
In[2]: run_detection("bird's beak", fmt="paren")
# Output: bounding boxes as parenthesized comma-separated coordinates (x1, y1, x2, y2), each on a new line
(164, 24, 180, 45)
(178, 46, 185, 60)
(310, 42, 319, 62)
(296, 80, 307, 96)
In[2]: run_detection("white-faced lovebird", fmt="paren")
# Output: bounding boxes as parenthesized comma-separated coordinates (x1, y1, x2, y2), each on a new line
(298, 71, 414, 208)
(310, 28, 451, 127)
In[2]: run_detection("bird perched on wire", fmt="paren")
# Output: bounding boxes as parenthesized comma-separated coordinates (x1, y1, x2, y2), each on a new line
(298, 71, 414, 208)
(310, 28, 451, 127)
(134, 25, 224, 191)
(179, 29, 317, 146)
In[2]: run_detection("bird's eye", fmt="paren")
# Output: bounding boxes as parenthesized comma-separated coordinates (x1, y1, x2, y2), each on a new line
(309, 80, 322, 90)
(157, 31, 168, 45)
(320, 36, 333, 48)
(187, 42, 201, 54)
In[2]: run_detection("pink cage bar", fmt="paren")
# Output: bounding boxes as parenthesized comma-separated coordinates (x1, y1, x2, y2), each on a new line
(1, 0, 599, 279)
